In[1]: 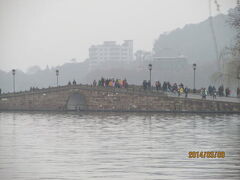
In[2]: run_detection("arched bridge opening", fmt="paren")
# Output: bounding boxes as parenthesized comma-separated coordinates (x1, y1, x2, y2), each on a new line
(66, 93, 87, 111)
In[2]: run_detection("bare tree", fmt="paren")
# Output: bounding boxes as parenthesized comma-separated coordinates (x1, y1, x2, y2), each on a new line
(228, 2, 240, 56)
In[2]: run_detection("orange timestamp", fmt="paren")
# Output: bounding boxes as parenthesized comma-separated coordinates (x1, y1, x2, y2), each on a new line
(188, 151, 225, 158)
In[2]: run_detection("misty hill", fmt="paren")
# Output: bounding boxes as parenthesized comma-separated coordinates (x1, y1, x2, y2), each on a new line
(153, 14, 235, 65)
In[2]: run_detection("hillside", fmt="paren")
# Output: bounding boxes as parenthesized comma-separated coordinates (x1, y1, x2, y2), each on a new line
(153, 14, 235, 65)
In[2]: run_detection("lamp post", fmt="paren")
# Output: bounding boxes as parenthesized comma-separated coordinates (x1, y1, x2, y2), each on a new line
(237, 70, 240, 97)
(148, 64, 152, 87)
(237, 70, 240, 88)
(193, 63, 196, 93)
(56, 69, 59, 87)
(12, 69, 16, 93)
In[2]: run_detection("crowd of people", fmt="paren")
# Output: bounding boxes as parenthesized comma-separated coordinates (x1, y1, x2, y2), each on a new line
(207, 85, 231, 97)
(93, 78, 128, 88)
(68, 80, 77, 85)
(201, 85, 234, 99)
(1, 77, 240, 99)
(142, 80, 190, 97)
(30, 87, 40, 91)
(142, 80, 151, 90)
(141, 80, 240, 99)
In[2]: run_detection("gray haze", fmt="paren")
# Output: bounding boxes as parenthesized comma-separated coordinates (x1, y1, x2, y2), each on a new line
(0, 13, 236, 93)
(0, 0, 236, 71)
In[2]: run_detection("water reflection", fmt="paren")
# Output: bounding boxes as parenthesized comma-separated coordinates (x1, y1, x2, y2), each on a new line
(0, 112, 239, 180)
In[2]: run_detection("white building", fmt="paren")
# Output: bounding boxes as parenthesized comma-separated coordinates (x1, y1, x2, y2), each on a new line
(88, 40, 133, 70)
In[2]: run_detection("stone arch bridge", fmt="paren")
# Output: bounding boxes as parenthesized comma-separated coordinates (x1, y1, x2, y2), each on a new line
(0, 85, 239, 113)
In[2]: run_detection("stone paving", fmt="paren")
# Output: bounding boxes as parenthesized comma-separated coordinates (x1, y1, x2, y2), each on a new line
(166, 92, 240, 103)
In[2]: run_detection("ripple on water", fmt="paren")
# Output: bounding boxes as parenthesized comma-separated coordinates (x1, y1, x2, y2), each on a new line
(0, 112, 239, 180)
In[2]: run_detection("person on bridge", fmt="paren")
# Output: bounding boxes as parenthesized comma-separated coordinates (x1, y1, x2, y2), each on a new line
(212, 86, 216, 94)
(155, 81, 161, 91)
(225, 88, 230, 97)
(177, 87, 181, 97)
(208, 85, 213, 96)
(178, 85, 184, 97)
(184, 87, 189, 98)
(147, 80, 151, 89)
(201, 88, 207, 99)
(143, 80, 147, 90)
(172, 83, 178, 94)
(218, 85, 224, 96)
(93, 80, 97, 87)
(237, 88, 240, 97)
(73, 80, 76, 85)
(123, 79, 128, 88)
(213, 89, 217, 100)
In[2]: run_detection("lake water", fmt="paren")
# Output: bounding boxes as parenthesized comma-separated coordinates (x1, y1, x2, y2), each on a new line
(0, 112, 239, 180)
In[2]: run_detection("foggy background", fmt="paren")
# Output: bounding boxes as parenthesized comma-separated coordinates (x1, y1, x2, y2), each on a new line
(0, 0, 238, 93)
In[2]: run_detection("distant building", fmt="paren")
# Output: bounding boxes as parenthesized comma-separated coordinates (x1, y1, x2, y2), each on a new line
(88, 40, 133, 70)
(135, 50, 152, 61)
(135, 54, 188, 71)
(152, 48, 187, 68)
(152, 55, 188, 69)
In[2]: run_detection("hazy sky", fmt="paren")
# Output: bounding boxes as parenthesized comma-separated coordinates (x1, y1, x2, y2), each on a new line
(0, 0, 237, 72)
